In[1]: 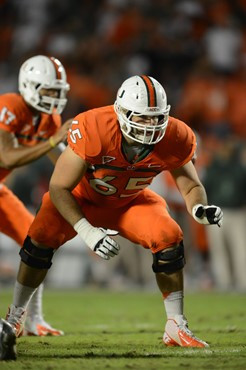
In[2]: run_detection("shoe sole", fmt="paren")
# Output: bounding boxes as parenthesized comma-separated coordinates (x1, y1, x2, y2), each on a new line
(163, 340, 178, 347)
(163, 332, 179, 347)
(163, 331, 208, 348)
(24, 328, 64, 337)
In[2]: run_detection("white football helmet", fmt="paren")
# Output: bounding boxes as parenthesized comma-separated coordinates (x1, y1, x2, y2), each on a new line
(114, 75, 170, 144)
(18, 55, 70, 114)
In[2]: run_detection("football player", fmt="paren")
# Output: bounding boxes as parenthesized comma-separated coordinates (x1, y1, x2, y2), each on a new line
(0, 55, 72, 341)
(1, 75, 223, 359)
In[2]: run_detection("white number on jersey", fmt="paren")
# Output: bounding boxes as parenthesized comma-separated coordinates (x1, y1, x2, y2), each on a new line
(0, 107, 16, 125)
(89, 175, 154, 197)
(90, 176, 117, 195)
(69, 120, 82, 143)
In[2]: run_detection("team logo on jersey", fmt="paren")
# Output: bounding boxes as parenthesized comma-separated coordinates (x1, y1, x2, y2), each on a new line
(102, 156, 116, 164)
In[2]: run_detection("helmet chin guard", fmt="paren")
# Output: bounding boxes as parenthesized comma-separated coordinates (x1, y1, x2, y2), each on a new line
(114, 75, 170, 144)
(18, 55, 70, 114)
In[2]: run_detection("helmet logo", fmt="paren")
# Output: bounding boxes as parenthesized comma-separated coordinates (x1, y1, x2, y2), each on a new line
(118, 90, 125, 98)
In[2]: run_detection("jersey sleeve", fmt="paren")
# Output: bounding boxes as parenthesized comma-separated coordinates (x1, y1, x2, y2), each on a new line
(67, 111, 102, 162)
(0, 97, 20, 133)
(174, 120, 196, 168)
(166, 118, 196, 170)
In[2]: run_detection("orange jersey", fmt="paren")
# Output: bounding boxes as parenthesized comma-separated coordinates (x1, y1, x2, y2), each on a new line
(0, 93, 61, 181)
(67, 105, 196, 208)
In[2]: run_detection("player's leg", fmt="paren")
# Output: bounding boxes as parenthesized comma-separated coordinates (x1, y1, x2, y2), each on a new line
(85, 188, 208, 348)
(24, 283, 64, 336)
(122, 192, 208, 347)
(5, 192, 76, 338)
(140, 191, 208, 347)
(136, 192, 208, 347)
(0, 184, 34, 245)
(0, 185, 64, 336)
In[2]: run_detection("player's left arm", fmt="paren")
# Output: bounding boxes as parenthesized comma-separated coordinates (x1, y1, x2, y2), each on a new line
(170, 160, 223, 226)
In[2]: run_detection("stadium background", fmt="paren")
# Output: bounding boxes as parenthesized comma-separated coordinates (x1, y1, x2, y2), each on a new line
(0, 0, 246, 292)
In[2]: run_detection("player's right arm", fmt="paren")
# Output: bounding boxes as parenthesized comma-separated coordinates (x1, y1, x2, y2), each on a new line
(49, 146, 120, 260)
(0, 120, 71, 169)
(49, 145, 88, 226)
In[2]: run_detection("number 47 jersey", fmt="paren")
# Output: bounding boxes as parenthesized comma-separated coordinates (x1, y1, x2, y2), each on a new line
(68, 105, 196, 209)
(0, 93, 61, 181)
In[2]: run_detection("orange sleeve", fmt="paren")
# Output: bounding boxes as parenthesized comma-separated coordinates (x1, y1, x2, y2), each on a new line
(67, 110, 102, 162)
(175, 120, 196, 168)
(164, 117, 196, 170)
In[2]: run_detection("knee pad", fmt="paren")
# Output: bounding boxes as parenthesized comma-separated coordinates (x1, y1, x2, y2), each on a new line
(152, 241, 185, 274)
(19, 236, 54, 269)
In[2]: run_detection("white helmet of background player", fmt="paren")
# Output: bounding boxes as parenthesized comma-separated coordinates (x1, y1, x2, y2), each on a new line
(18, 55, 70, 114)
(114, 75, 170, 145)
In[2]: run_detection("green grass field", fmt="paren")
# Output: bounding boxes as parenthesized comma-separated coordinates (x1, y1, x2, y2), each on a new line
(0, 289, 245, 369)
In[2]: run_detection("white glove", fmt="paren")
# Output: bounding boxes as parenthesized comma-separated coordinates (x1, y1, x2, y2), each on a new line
(74, 218, 120, 260)
(192, 204, 223, 227)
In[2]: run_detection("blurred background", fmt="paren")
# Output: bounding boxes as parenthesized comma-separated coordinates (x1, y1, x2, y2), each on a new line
(0, 0, 246, 293)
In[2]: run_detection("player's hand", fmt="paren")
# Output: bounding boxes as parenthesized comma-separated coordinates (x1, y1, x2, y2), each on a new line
(93, 234, 120, 260)
(51, 118, 73, 146)
(192, 204, 223, 227)
(74, 218, 120, 260)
